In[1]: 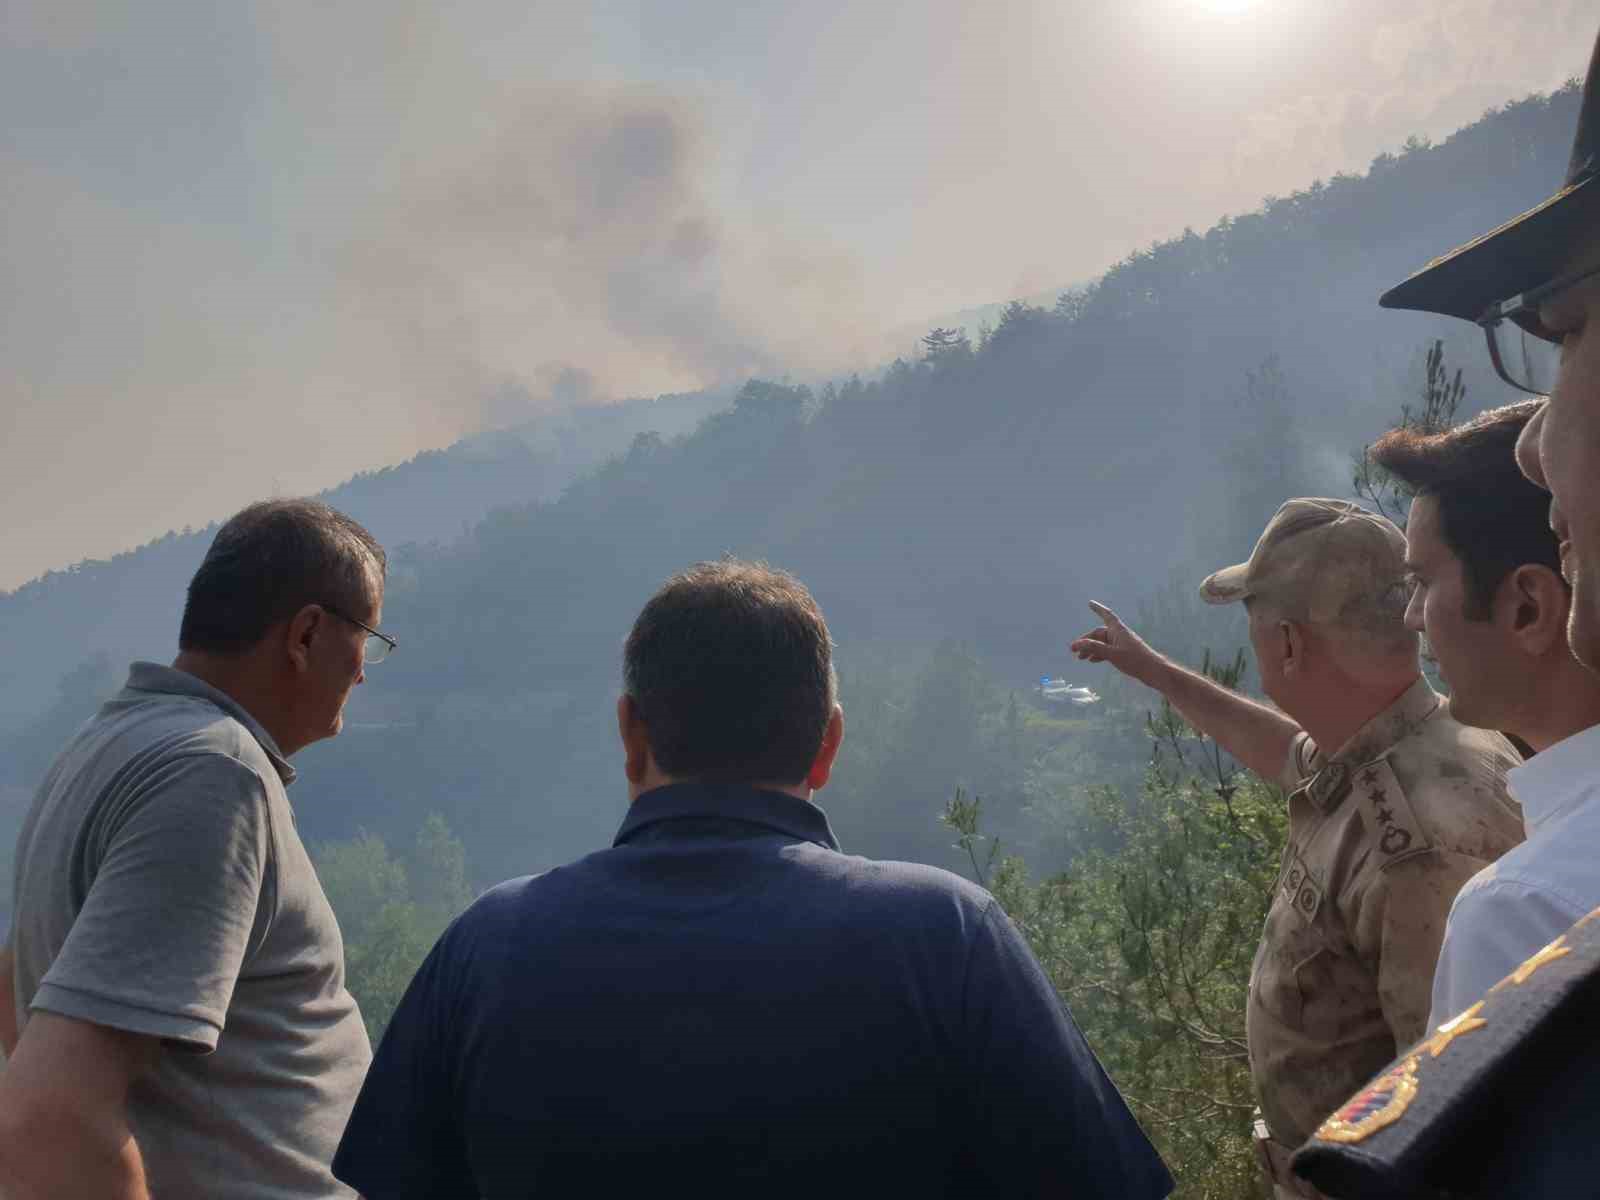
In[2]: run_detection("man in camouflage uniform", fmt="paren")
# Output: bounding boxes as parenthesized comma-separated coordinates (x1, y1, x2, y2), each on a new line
(1072, 497, 1524, 1198)
(1290, 24, 1600, 1200)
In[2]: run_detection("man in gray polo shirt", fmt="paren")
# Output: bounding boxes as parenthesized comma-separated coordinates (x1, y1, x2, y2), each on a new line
(0, 499, 389, 1199)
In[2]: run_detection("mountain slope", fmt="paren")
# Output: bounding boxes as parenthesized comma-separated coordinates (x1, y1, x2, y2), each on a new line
(0, 389, 722, 733)
(2, 84, 1582, 883)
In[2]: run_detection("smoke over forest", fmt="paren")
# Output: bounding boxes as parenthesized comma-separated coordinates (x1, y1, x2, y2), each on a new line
(1, 15, 1593, 1187)
(2, 82, 1580, 874)
(4, 1, 1593, 590)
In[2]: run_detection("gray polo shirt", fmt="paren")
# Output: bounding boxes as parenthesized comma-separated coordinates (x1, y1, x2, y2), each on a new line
(8, 662, 370, 1199)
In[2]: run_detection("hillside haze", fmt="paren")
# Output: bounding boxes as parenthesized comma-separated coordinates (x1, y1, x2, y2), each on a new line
(0, 84, 1580, 888)
(0, 389, 723, 730)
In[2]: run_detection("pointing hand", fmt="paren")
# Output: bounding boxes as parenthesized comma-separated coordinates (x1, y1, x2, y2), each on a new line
(1070, 602, 1163, 686)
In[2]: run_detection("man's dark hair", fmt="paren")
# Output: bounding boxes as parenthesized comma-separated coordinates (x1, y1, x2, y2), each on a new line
(1369, 400, 1560, 619)
(623, 560, 836, 785)
(180, 499, 386, 654)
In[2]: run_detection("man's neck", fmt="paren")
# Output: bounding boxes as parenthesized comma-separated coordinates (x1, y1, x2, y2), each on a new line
(170, 651, 296, 755)
(1298, 675, 1418, 763)
(1515, 656, 1600, 753)
(628, 774, 814, 804)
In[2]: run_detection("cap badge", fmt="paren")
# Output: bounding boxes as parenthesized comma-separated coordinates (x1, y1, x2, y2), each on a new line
(1314, 1055, 1419, 1145)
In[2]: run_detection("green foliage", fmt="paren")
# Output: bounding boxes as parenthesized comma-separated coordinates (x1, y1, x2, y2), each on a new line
(973, 650, 1286, 1199)
(411, 812, 475, 917)
(1353, 339, 1465, 526)
(731, 378, 812, 422)
(316, 832, 410, 938)
(920, 326, 972, 362)
(824, 641, 1014, 867)
(1349, 338, 1468, 695)
(314, 814, 477, 1043)
(940, 786, 1000, 888)
(5, 87, 1586, 894)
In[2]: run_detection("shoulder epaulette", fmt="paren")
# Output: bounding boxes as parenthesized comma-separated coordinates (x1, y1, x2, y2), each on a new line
(1352, 757, 1432, 868)
(1292, 909, 1600, 1199)
(1303, 759, 1350, 810)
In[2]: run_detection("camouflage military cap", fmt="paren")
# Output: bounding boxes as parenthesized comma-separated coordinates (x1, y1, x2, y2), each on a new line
(1199, 498, 1407, 625)
(1292, 909, 1600, 1199)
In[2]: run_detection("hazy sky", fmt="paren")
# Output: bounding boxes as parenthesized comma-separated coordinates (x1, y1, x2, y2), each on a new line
(2, 0, 1594, 589)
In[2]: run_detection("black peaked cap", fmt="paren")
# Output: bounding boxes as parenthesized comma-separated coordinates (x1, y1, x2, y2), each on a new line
(1380, 29, 1600, 321)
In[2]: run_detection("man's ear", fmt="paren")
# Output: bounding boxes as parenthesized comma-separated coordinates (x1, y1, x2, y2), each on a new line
(1279, 620, 1304, 678)
(617, 694, 652, 785)
(1515, 402, 1549, 489)
(1503, 564, 1570, 654)
(805, 705, 845, 792)
(284, 605, 322, 674)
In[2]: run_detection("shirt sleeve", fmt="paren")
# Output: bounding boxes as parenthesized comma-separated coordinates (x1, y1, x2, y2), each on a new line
(30, 752, 272, 1050)
(1348, 850, 1492, 1051)
(956, 901, 1173, 1198)
(1427, 874, 1589, 1030)
(1279, 732, 1316, 791)
(333, 921, 475, 1200)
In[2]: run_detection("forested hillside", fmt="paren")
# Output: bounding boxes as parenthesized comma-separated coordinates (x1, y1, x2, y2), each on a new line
(0, 388, 722, 734)
(4, 84, 1578, 872)
(2, 77, 1581, 1200)
(295, 85, 1575, 866)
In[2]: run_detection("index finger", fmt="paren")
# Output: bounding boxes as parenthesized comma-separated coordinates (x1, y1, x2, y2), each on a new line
(1087, 601, 1123, 628)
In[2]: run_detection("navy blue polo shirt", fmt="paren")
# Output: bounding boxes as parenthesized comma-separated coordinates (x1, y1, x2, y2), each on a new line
(333, 783, 1171, 1198)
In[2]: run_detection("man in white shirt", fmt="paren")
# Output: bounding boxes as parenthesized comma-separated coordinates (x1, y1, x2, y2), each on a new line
(1368, 401, 1600, 1026)
(1291, 27, 1600, 1196)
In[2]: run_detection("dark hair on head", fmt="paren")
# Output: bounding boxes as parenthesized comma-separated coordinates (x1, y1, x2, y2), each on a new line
(623, 559, 836, 786)
(180, 499, 386, 654)
(1368, 400, 1560, 619)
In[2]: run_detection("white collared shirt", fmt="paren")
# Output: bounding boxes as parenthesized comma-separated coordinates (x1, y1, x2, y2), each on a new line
(1428, 722, 1600, 1029)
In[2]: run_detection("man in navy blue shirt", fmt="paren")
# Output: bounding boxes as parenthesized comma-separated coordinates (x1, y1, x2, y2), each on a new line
(333, 560, 1172, 1198)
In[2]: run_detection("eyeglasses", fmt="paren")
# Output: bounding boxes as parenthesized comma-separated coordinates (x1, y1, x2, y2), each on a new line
(321, 605, 398, 665)
(1477, 260, 1600, 396)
